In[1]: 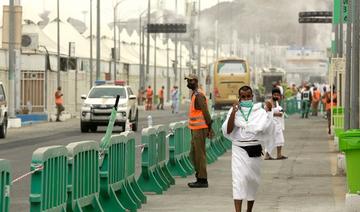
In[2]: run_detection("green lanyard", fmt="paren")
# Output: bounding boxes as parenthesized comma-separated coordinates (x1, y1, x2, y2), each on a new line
(240, 106, 253, 122)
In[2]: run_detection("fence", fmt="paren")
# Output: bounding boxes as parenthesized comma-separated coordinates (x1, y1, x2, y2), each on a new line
(0, 159, 11, 212)
(3, 114, 230, 211)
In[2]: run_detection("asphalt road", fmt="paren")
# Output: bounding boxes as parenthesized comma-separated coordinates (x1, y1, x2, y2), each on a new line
(0, 108, 189, 211)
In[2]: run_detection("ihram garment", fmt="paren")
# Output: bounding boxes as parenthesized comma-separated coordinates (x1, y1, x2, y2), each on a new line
(222, 103, 275, 200)
(273, 101, 285, 148)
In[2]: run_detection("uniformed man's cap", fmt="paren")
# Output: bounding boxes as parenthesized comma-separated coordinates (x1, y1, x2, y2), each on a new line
(184, 74, 198, 81)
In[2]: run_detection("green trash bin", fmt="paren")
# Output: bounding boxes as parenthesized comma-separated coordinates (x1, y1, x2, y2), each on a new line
(332, 107, 344, 115)
(339, 129, 360, 194)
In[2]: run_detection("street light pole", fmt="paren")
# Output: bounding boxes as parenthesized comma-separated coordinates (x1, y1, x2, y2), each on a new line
(113, 6, 117, 80)
(146, 0, 151, 88)
(90, 0, 93, 88)
(112, 0, 126, 81)
(345, 0, 352, 130)
(197, 0, 201, 80)
(57, 0, 60, 87)
(139, 10, 147, 91)
(174, 0, 178, 83)
(351, 0, 360, 128)
(8, 0, 15, 118)
(96, 0, 100, 80)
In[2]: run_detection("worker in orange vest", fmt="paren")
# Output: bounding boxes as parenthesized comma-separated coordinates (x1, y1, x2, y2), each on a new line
(157, 86, 165, 110)
(311, 87, 321, 116)
(146, 85, 153, 111)
(54, 86, 65, 122)
(322, 87, 337, 134)
(185, 74, 214, 188)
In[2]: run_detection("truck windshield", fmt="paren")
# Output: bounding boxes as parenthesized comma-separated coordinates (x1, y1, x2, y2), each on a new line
(88, 87, 127, 99)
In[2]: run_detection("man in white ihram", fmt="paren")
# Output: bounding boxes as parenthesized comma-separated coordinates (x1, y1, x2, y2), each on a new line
(222, 85, 275, 212)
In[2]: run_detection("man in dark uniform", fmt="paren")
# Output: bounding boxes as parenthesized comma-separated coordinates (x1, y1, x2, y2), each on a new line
(185, 74, 214, 188)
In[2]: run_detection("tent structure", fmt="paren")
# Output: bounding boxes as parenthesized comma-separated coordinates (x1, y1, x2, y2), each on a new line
(22, 22, 67, 54)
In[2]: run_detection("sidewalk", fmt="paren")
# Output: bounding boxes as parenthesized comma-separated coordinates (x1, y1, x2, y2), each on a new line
(141, 116, 346, 212)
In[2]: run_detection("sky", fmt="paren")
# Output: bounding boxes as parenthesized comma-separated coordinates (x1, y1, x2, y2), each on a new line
(0, 0, 232, 26)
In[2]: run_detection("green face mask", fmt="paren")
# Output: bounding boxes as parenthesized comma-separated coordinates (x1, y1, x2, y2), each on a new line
(239, 100, 254, 108)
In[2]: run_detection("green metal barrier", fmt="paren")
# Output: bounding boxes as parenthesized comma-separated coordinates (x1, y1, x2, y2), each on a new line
(66, 141, 103, 212)
(137, 127, 165, 194)
(154, 125, 176, 186)
(211, 114, 227, 156)
(99, 134, 138, 212)
(123, 131, 147, 205)
(167, 122, 191, 178)
(29, 146, 68, 212)
(0, 159, 10, 212)
(205, 115, 221, 164)
(179, 121, 195, 175)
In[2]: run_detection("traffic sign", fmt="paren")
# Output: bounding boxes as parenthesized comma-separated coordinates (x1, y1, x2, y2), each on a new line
(147, 23, 187, 33)
(334, 0, 349, 24)
(299, 17, 332, 23)
(299, 11, 332, 17)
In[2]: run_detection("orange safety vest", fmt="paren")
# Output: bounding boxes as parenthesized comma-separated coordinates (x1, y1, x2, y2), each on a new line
(188, 90, 208, 130)
(159, 89, 164, 98)
(324, 92, 337, 111)
(313, 90, 321, 102)
(55, 91, 63, 105)
(146, 88, 153, 98)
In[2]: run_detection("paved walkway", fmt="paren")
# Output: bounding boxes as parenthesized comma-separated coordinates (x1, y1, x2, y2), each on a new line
(141, 116, 346, 212)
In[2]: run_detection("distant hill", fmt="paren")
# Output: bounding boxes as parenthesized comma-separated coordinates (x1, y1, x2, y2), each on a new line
(199, 0, 332, 49)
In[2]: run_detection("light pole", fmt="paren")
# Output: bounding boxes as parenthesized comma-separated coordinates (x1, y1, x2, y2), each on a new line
(90, 0, 93, 88)
(146, 0, 151, 88)
(197, 0, 201, 80)
(57, 0, 60, 87)
(113, 0, 126, 80)
(139, 9, 147, 91)
(96, 0, 100, 80)
(8, 0, 15, 118)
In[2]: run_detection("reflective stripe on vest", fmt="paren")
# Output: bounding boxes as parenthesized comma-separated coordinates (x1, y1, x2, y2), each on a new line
(188, 90, 208, 130)
(303, 91, 310, 101)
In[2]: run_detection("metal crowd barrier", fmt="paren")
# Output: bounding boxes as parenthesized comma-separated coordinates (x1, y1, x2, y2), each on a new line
(0, 159, 11, 212)
(2, 114, 231, 211)
(29, 146, 68, 212)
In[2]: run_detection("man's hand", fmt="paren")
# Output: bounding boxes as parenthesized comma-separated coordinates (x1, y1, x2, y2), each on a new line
(265, 100, 272, 112)
(207, 128, 215, 139)
(232, 102, 239, 113)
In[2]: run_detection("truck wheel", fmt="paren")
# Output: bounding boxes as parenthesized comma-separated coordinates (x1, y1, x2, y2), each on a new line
(81, 121, 89, 133)
(0, 117, 7, 138)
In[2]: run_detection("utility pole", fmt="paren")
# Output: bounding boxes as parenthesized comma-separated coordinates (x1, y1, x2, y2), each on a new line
(113, 6, 117, 80)
(146, 0, 151, 87)
(8, 0, 15, 118)
(197, 0, 201, 80)
(166, 36, 170, 101)
(57, 0, 60, 87)
(216, 0, 219, 59)
(345, 0, 352, 130)
(90, 0, 93, 88)
(154, 34, 157, 101)
(139, 15, 142, 91)
(96, 0, 100, 80)
(351, 0, 359, 129)
(339, 0, 344, 57)
(174, 0, 178, 84)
